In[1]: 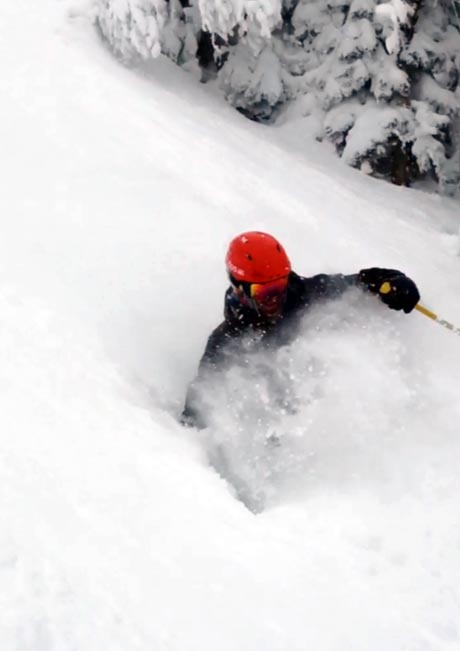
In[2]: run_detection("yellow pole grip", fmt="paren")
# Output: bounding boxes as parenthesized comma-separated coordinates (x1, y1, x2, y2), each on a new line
(415, 304, 438, 321)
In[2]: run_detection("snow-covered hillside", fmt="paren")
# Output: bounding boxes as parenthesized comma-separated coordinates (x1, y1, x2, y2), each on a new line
(1, 1, 460, 649)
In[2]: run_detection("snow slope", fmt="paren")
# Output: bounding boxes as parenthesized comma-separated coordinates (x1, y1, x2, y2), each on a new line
(1, 1, 460, 649)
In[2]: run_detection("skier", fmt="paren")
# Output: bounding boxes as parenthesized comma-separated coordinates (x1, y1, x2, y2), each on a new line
(181, 231, 420, 428)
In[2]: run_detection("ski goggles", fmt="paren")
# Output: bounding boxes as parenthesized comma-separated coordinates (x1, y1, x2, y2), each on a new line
(230, 275, 289, 305)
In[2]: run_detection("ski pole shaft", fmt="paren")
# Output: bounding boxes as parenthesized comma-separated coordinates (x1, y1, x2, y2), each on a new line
(415, 304, 437, 320)
(379, 281, 460, 337)
(415, 303, 460, 336)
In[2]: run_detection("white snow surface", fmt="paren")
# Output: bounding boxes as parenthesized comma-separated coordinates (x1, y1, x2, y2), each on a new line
(1, 1, 460, 649)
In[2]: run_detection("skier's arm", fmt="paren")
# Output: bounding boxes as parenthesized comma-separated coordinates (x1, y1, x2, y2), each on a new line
(304, 273, 359, 299)
(181, 321, 236, 429)
(306, 269, 419, 313)
(181, 294, 244, 429)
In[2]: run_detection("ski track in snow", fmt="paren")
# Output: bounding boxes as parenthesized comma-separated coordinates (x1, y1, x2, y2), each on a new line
(1, 1, 460, 649)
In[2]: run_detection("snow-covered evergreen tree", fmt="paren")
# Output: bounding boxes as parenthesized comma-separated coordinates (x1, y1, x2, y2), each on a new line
(276, 0, 460, 191)
(95, 0, 199, 65)
(218, 42, 286, 120)
(95, 0, 460, 193)
(400, 0, 460, 192)
(279, 0, 415, 182)
(199, 0, 285, 119)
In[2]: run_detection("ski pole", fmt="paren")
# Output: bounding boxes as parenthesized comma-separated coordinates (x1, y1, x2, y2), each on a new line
(414, 303, 460, 336)
(380, 281, 460, 337)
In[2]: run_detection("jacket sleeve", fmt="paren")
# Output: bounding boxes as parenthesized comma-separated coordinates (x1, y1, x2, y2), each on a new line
(310, 268, 420, 314)
(303, 273, 359, 300)
(181, 296, 243, 428)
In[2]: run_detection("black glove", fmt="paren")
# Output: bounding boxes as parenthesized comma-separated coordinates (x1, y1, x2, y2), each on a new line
(359, 268, 420, 314)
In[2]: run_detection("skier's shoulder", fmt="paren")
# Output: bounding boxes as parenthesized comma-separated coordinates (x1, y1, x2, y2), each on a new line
(287, 270, 331, 296)
(288, 270, 358, 300)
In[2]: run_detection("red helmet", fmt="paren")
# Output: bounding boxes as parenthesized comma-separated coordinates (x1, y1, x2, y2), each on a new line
(225, 231, 291, 283)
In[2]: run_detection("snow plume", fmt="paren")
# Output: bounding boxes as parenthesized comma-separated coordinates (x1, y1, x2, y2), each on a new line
(190, 291, 460, 513)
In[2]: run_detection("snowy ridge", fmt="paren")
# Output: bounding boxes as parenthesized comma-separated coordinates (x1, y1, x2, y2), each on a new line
(1, 1, 460, 649)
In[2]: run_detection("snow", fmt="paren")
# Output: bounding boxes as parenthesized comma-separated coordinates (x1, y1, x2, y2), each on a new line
(1, 1, 460, 649)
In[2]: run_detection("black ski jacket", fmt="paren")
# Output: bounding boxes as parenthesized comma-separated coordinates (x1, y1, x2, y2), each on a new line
(202, 271, 358, 367)
(182, 271, 359, 426)
(181, 267, 419, 427)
